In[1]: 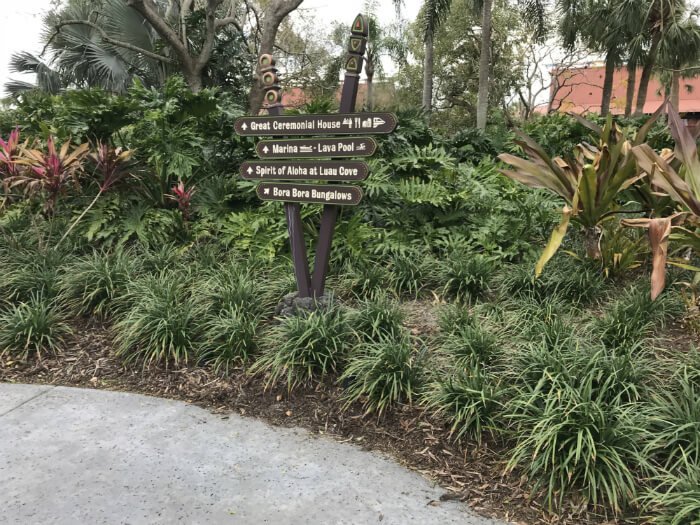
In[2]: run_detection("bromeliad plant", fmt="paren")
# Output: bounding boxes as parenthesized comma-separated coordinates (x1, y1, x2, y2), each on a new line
(9, 136, 89, 215)
(624, 103, 700, 299)
(499, 111, 661, 275)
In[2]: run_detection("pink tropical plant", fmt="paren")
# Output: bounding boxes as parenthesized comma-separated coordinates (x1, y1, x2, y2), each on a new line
(57, 141, 135, 246)
(10, 136, 89, 214)
(169, 180, 196, 221)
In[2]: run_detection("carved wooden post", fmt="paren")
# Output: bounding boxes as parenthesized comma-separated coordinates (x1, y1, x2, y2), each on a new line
(259, 54, 312, 298)
(311, 14, 369, 298)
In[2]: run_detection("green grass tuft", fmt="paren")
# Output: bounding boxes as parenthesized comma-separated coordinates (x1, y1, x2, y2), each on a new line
(252, 305, 351, 390)
(114, 271, 204, 366)
(341, 334, 424, 415)
(198, 307, 260, 374)
(0, 294, 72, 360)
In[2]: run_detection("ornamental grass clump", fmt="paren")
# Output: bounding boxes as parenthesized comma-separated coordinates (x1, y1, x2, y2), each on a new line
(352, 293, 405, 341)
(442, 323, 497, 368)
(201, 261, 264, 315)
(198, 306, 260, 375)
(114, 271, 204, 366)
(506, 343, 647, 514)
(0, 246, 69, 302)
(60, 249, 138, 318)
(388, 250, 429, 298)
(437, 303, 473, 335)
(595, 285, 684, 350)
(339, 258, 393, 300)
(0, 294, 71, 360)
(341, 334, 424, 415)
(645, 370, 700, 475)
(253, 305, 351, 390)
(439, 251, 494, 303)
(640, 458, 700, 525)
(423, 364, 503, 444)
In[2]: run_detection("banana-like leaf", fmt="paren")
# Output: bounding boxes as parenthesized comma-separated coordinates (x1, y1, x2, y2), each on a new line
(535, 205, 572, 277)
(633, 103, 665, 146)
(666, 102, 700, 199)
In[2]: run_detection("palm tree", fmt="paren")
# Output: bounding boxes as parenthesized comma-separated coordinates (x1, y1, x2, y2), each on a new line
(631, 0, 695, 115)
(559, 0, 629, 117)
(363, 14, 407, 111)
(413, 0, 544, 128)
(5, 52, 63, 95)
(656, 5, 700, 109)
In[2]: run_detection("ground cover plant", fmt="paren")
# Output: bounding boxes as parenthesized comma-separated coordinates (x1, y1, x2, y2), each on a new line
(1, 83, 699, 525)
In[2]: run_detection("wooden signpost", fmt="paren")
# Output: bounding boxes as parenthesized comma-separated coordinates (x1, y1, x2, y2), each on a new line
(235, 13, 396, 301)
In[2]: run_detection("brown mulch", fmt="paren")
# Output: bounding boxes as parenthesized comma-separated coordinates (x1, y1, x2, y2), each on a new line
(1, 318, 628, 525)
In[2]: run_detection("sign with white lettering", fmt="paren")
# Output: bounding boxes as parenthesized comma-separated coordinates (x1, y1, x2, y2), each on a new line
(256, 182, 363, 206)
(241, 160, 369, 181)
(256, 137, 377, 159)
(234, 113, 397, 136)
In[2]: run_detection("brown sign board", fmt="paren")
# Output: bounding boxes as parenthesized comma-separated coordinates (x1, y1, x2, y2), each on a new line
(256, 182, 363, 206)
(235, 113, 397, 136)
(256, 137, 377, 159)
(241, 160, 369, 181)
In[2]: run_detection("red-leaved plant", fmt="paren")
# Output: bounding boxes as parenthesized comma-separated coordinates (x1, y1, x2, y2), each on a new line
(57, 141, 135, 246)
(169, 180, 196, 221)
(10, 136, 89, 215)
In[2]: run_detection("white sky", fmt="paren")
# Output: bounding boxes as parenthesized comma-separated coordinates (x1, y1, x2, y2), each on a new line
(0, 0, 422, 96)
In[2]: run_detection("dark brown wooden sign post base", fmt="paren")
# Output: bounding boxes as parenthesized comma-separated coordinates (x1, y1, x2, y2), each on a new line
(237, 14, 395, 305)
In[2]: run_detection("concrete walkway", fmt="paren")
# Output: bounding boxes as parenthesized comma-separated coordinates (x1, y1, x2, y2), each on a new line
(0, 384, 507, 525)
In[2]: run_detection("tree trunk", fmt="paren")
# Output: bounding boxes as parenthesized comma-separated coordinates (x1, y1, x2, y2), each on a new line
(624, 61, 636, 117)
(670, 68, 681, 110)
(600, 51, 616, 117)
(635, 32, 661, 116)
(422, 29, 434, 116)
(476, 0, 493, 130)
(184, 69, 203, 92)
(584, 226, 602, 260)
(247, 0, 305, 114)
(366, 73, 374, 111)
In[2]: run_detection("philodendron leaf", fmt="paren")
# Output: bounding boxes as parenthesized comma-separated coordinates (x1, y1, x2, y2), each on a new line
(535, 205, 572, 278)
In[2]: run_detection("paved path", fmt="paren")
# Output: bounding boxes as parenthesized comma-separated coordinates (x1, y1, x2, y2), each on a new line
(0, 384, 507, 525)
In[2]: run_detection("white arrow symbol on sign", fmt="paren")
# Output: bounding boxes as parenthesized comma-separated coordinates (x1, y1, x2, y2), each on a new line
(263, 188, 270, 195)
(241, 123, 248, 130)
(247, 167, 253, 175)
(263, 146, 269, 153)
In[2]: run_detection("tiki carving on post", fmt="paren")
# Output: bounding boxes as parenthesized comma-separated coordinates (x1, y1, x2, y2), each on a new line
(311, 13, 369, 298)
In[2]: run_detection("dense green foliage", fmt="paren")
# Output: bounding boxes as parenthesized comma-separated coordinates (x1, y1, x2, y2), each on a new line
(1, 81, 699, 524)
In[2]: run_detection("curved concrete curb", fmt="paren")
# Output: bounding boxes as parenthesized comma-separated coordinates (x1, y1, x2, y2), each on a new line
(0, 384, 508, 525)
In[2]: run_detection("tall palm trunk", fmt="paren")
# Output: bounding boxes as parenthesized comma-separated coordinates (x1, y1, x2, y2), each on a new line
(624, 61, 637, 117)
(670, 68, 681, 110)
(422, 29, 434, 115)
(476, 0, 493, 130)
(635, 33, 661, 116)
(600, 51, 616, 116)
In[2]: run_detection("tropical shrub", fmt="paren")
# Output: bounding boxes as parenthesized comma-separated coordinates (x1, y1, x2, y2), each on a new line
(0, 294, 71, 360)
(499, 111, 661, 274)
(352, 294, 405, 341)
(341, 334, 424, 415)
(198, 307, 260, 374)
(253, 305, 352, 390)
(60, 249, 138, 318)
(506, 346, 646, 513)
(423, 365, 503, 444)
(114, 271, 204, 366)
